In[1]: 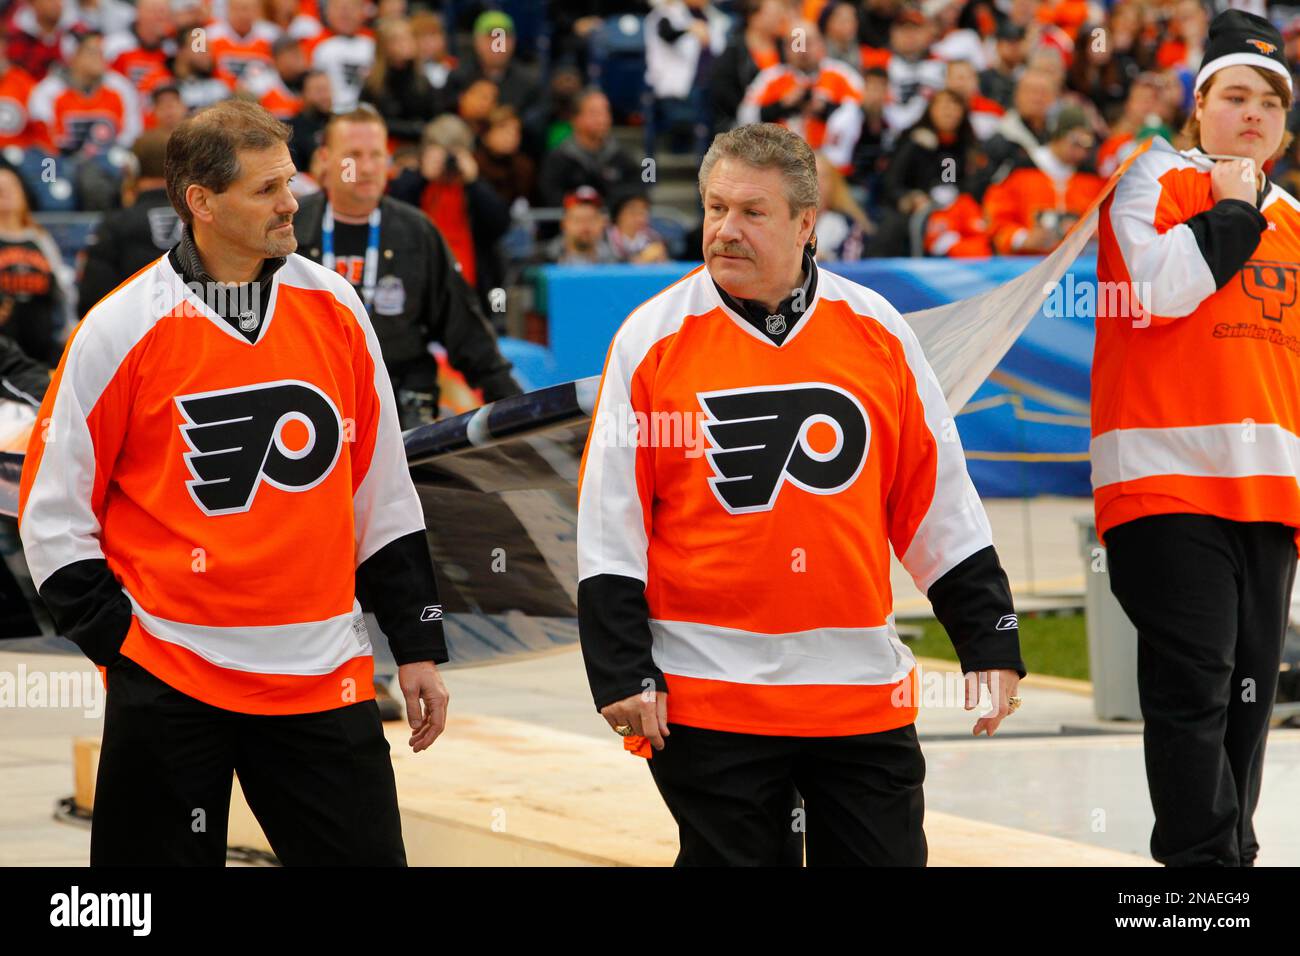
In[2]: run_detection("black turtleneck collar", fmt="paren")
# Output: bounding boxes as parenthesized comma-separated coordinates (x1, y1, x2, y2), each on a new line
(712, 247, 818, 346)
(168, 224, 286, 343)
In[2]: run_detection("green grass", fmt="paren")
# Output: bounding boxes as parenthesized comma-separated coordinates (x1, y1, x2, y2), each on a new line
(904, 612, 1090, 681)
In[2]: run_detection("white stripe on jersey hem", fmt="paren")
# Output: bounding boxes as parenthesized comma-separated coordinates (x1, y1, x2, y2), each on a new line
(125, 591, 372, 675)
(649, 617, 916, 686)
(1091, 422, 1300, 488)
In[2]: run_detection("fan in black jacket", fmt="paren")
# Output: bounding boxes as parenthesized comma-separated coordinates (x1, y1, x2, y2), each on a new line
(77, 131, 182, 320)
(708, 0, 788, 134)
(0, 334, 50, 408)
(294, 190, 521, 426)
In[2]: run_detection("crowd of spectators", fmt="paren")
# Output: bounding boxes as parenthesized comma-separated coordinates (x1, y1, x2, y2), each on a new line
(3, 0, 1300, 364)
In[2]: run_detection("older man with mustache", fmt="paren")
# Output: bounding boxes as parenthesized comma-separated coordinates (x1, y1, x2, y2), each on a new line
(576, 122, 1026, 866)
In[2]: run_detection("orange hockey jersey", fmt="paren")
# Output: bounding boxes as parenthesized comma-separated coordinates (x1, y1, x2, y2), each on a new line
(1093, 136, 1300, 551)
(206, 21, 277, 82)
(983, 156, 1106, 254)
(0, 65, 51, 149)
(737, 61, 865, 170)
(18, 246, 447, 714)
(576, 262, 1022, 737)
(27, 68, 142, 154)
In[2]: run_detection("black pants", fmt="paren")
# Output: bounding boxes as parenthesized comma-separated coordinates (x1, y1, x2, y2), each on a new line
(90, 656, 407, 866)
(646, 722, 927, 866)
(1106, 514, 1297, 867)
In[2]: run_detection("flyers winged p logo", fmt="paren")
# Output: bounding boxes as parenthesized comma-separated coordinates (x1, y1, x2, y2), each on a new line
(697, 382, 870, 514)
(1247, 38, 1277, 54)
(176, 379, 344, 516)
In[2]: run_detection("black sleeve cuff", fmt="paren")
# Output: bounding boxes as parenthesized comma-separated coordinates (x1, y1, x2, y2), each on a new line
(356, 530, 450, 666)
(0, 339, 49, 405)
(37, 559, 133, 666)
(578, 574, 667, 710)
(657, 17, 686, 43)
(925, 545, 1026, 678)
(1185, 199, 1268, 288)
(759, 100, 796, 123)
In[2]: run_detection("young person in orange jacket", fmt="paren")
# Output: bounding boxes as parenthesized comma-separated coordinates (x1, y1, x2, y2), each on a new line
(1093, 9, 1300, 867)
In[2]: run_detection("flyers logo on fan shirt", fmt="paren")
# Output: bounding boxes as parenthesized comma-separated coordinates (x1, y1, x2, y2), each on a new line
(697, 382, 870, 514)
(176, 379, 344, 516)
(333, 256, 366, 285)
(1240, 260, 1300, 321)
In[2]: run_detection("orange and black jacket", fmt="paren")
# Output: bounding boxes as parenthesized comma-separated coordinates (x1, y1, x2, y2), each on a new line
(1093, 136, 1300, 553)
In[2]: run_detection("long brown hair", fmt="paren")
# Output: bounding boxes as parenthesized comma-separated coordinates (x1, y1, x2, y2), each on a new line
(365, 18, 431, 99)
(1179, 66, 1295, 160)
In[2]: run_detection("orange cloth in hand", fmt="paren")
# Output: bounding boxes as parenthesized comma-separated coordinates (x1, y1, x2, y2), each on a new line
(623, 735, 652, 759)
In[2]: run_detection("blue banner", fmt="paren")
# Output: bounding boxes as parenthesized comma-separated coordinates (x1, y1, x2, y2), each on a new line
(537, 257, 1097, 497)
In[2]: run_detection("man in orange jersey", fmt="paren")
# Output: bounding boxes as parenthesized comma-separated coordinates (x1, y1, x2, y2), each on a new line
(737, 18, 867, 171)
(0, 24, 53, 150)
(18, 99, 450, 866)
(27, 29, 141, 157)
(577, 123, 1026, 866)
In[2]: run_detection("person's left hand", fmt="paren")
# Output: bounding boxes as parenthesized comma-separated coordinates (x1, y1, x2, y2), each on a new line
(966, 668, 1020, 736)
(399, 660, 450, 752)
(452, 148, 479, 183)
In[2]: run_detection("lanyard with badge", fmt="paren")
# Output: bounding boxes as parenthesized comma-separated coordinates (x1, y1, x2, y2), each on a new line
(321, 204, 381, 310)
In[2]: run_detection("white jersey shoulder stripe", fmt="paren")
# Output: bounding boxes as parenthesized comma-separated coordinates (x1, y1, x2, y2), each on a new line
(1105, 144, 1217, 318)
(20, 260, 170, 590)
(577, 266, 712, 584)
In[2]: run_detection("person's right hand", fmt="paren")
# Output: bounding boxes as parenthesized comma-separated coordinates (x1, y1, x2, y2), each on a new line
(600, 688, 670, 751)
(899, 190, 929, 215)
(399, 660, 450, 753)
(0, 297, 13, 327)
(1211, 157, 1259, 205)
(420, 144, 448, 181)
